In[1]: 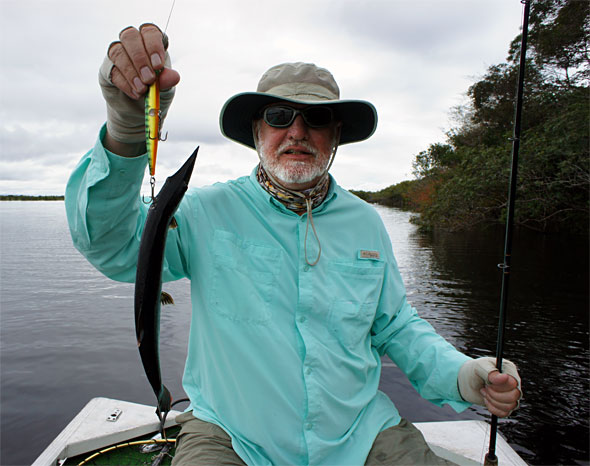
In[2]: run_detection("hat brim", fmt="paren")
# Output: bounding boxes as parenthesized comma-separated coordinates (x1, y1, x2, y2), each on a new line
(219, 92, 378, 149)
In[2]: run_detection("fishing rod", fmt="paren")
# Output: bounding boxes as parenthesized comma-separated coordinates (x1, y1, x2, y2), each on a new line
(484, 1, 530, 465)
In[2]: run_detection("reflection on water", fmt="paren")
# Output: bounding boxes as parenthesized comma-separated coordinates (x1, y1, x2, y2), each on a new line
(374, 205, 589, 465)
(1, 202, 588, 465)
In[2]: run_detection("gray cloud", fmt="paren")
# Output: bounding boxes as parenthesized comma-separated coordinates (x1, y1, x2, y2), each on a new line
(0, 0, 524, 195)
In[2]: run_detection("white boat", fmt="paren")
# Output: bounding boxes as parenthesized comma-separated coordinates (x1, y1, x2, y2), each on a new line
(33, 397, 527, 465)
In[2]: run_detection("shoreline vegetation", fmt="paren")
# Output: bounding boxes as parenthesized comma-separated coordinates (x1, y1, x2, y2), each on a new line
(0, 195, 64, 201)
(357, 1, 588, 235)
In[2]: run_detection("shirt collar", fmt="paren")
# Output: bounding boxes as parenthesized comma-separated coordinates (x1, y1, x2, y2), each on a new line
(248, 166, 338, 215)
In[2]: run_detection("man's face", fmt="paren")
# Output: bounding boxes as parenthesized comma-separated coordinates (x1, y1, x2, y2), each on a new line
(254, 103, 340, 191)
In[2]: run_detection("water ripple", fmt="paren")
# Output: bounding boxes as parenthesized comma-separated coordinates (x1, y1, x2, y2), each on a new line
(1, 202, 588, 466)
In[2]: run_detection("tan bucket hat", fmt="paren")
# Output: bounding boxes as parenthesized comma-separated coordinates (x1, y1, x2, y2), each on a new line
(220, 62, 378, 149)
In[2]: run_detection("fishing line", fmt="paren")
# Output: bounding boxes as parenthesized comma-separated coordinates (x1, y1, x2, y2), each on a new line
(163, 0, 176, 35)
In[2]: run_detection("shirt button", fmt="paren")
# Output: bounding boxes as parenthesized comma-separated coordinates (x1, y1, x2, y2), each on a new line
(304, 265, 310, 272)
(298, 316, 306, 323)
(305, 423, 313, 431)
(305, 367, 312, 375)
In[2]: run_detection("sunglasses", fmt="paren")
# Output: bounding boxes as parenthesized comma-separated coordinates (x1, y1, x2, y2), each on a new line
(261, 105, 335, 129)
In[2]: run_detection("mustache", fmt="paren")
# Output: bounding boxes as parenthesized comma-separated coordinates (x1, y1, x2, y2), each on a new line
(277, 140, 319, 158)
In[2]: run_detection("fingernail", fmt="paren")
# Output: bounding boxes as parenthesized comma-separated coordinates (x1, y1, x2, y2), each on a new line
(480, 389, 486, 397)
(133, 77, 145, 93)
(151, 53, 162, 68)
(141, 66, 154, 82)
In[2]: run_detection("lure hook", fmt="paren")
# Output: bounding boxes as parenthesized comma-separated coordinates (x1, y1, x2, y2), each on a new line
(148, 128, 168, 141)
(141, 176, 157, 204)
(148, 110, 168, 141)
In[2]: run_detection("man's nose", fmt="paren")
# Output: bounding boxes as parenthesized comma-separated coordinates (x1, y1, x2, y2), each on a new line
(286, 114, 308, 138)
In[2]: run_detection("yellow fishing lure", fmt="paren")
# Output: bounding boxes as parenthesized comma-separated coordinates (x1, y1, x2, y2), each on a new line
(145, 75, 164, 177)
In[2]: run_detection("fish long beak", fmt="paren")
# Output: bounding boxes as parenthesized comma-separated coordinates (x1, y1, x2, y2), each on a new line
(169, 146, 199, 185)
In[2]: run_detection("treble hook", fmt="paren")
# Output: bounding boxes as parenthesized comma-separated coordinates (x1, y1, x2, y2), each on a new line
(148, 128, 168, 141)
(147, 109, 168, 141)
(142, 176, 157, 205)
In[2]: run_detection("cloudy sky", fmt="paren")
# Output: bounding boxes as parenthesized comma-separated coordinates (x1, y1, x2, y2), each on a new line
(0, 0, 526, 195)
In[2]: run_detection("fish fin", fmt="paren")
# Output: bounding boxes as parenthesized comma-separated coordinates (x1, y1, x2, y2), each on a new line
(160, 291, 175, 305)
(169, 216, 178, 229)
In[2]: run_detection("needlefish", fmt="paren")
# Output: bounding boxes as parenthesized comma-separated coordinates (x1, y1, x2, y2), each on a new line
(134, 146, 199, 420)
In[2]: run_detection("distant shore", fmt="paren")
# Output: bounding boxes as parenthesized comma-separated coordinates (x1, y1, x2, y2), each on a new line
(0, 195, 64, 201)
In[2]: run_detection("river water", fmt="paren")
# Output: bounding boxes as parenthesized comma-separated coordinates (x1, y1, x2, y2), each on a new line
(1, 201, 588, 465)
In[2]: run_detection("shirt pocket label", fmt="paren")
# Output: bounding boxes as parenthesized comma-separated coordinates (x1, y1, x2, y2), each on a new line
(209, 230, 282, 326)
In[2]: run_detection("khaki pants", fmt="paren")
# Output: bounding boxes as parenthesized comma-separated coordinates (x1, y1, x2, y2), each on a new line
(172, 412, 455, 466)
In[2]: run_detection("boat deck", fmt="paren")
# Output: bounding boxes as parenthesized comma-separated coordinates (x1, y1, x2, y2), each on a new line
(34, 397, 527, 465)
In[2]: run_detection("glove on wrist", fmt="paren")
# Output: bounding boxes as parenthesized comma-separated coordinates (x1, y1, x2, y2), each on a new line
(458, 356, 522, 407)
(98, 52, 175, 143)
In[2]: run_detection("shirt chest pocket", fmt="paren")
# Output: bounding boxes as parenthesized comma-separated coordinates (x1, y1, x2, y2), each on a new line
(327, 260, 385, 348)
(209, 230, 282, 326)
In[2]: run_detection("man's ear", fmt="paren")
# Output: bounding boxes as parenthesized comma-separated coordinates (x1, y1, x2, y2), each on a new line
(252, 119, 261, 149)
(333, 122, 343, 148)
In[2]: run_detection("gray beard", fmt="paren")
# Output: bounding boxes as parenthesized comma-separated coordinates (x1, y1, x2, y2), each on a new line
(257, 140, 329, 185)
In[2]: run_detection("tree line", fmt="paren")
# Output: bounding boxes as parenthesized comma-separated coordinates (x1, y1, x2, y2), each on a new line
(0, 195, 64, 201)
(353, 0, 588, 234)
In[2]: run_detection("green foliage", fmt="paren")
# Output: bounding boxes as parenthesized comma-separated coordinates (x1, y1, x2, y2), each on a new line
(516, 86, 589, 232)
(412, 143, 460, 178)
(0, 195, 64, 201)
(351, 179, 425, 210)
(413, 145, 512, 230)
(411, 0, 589, 233)
(511, 0, 590, 86)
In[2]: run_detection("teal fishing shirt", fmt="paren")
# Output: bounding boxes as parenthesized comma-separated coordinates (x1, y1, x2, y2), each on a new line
(65, 126, 472, 466)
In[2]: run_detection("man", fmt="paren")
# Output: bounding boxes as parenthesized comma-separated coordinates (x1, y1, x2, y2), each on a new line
(65, 24, 521, 465)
